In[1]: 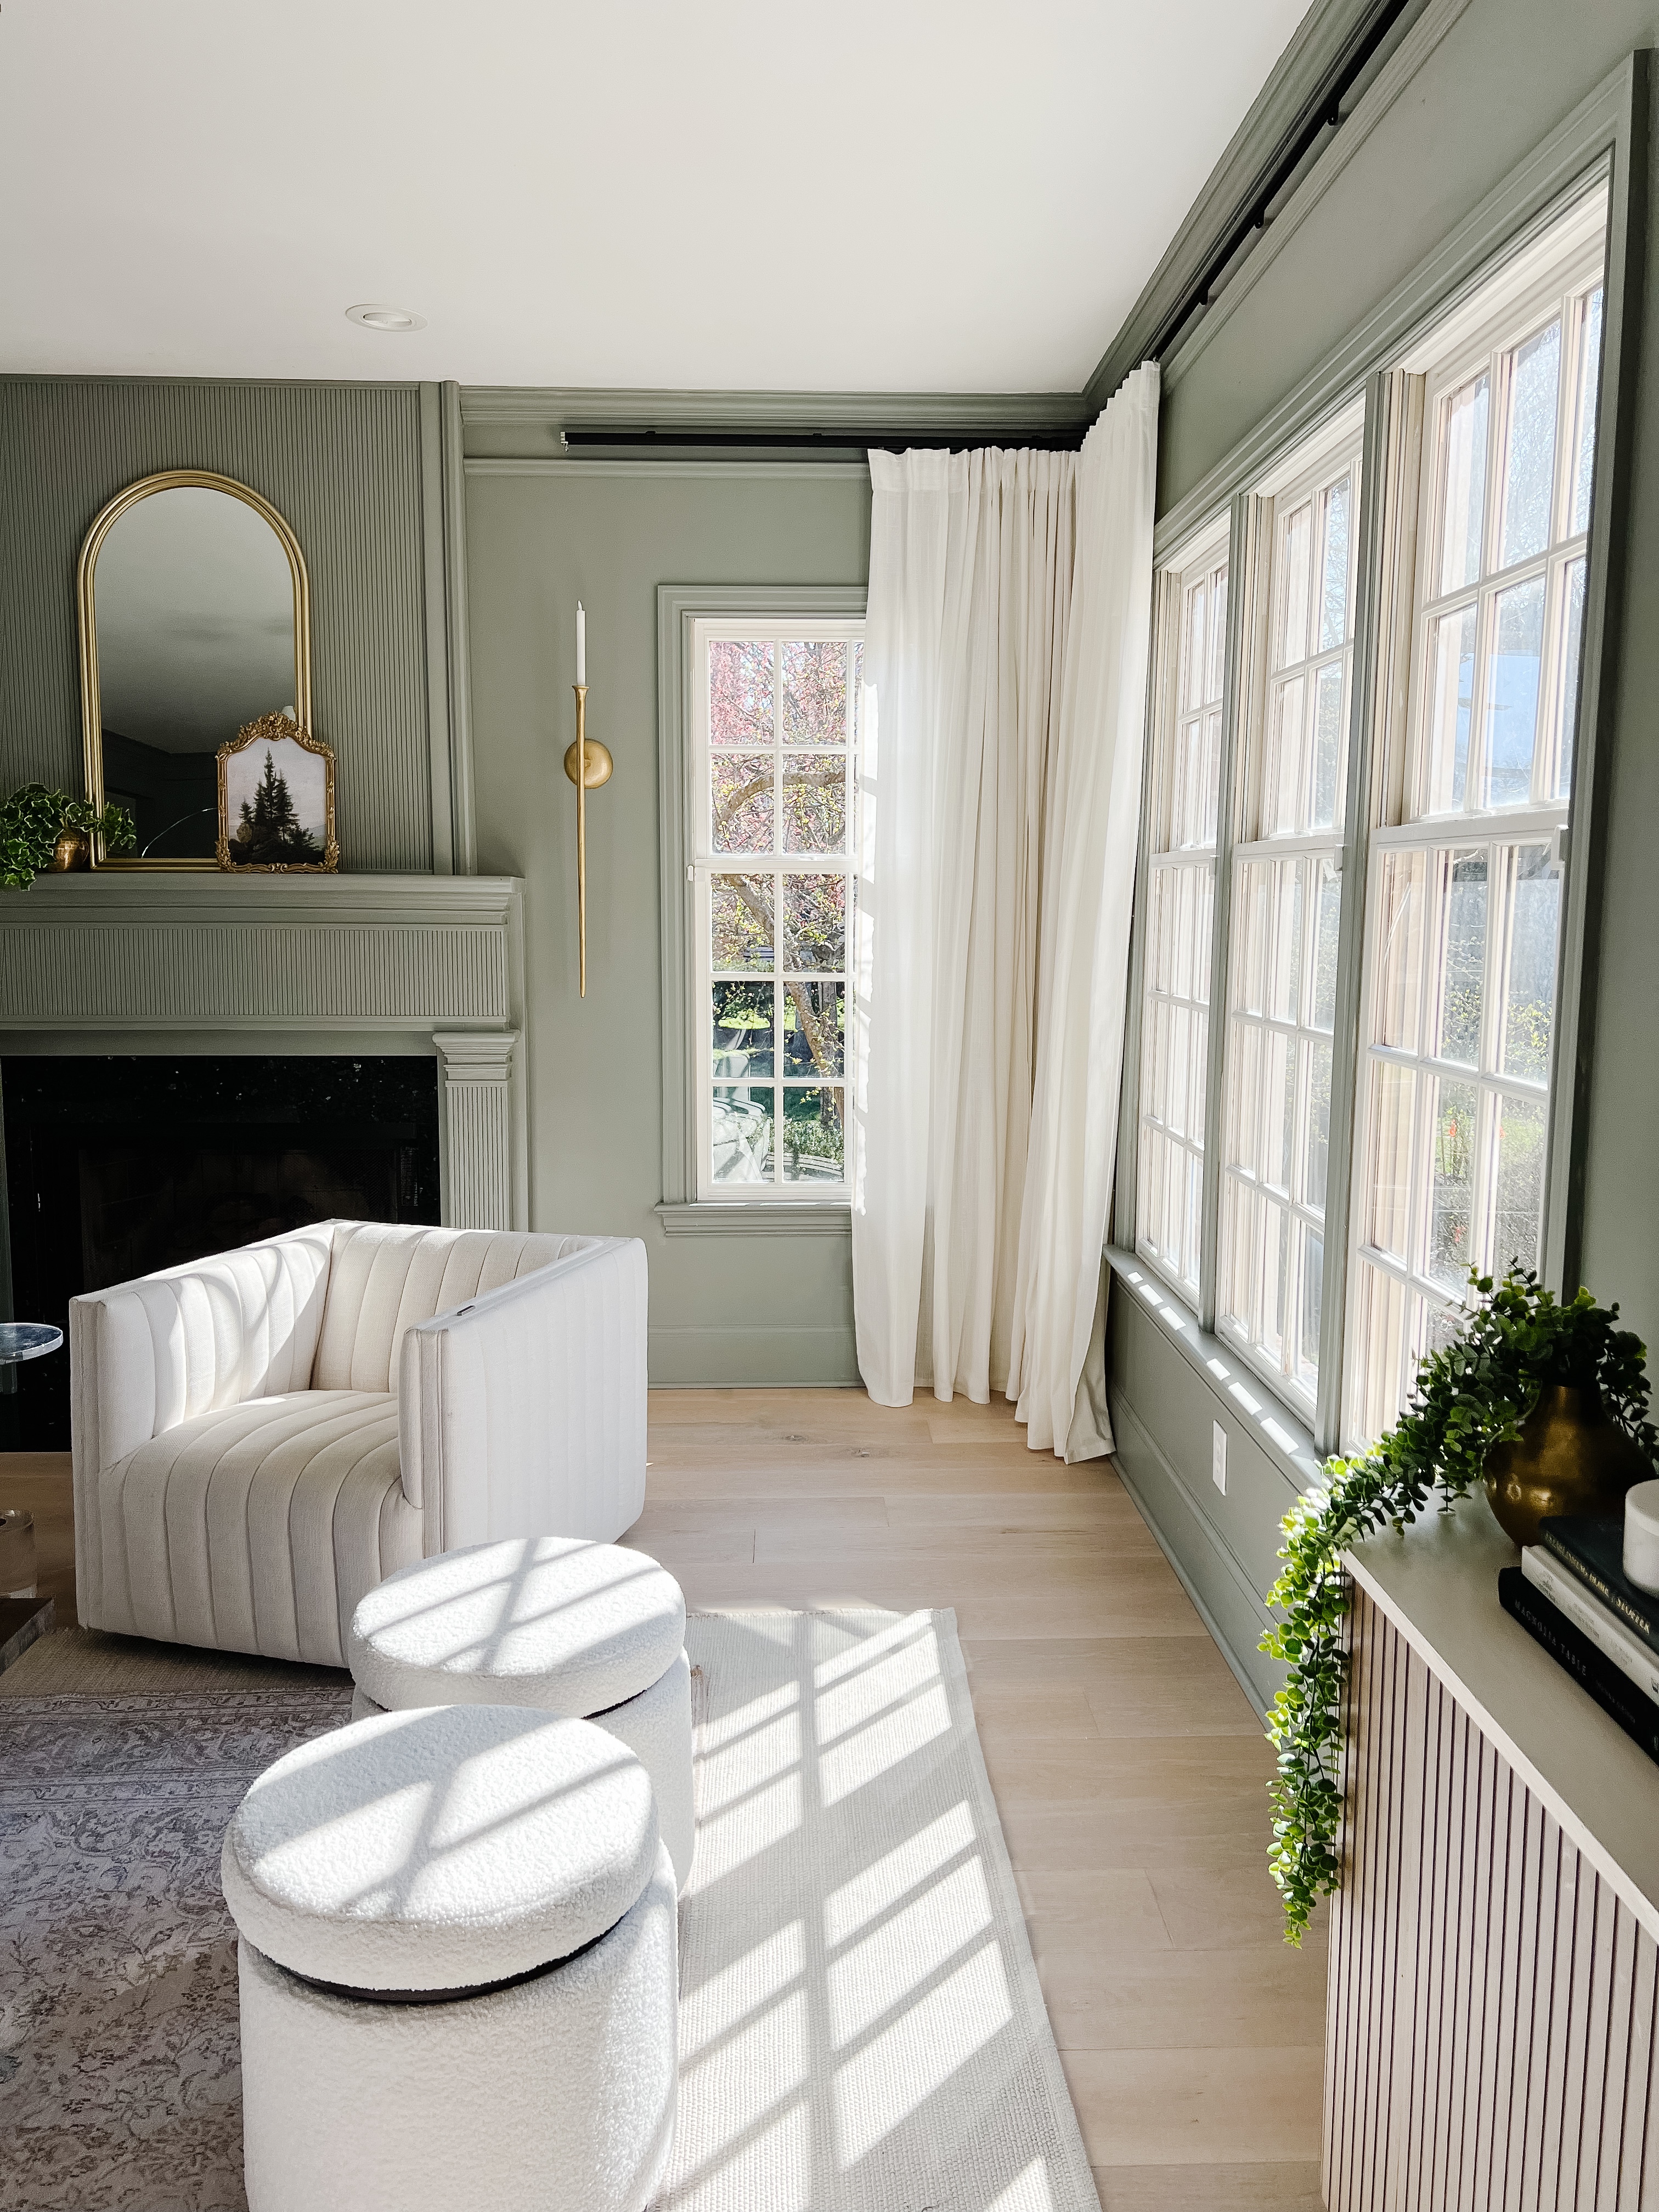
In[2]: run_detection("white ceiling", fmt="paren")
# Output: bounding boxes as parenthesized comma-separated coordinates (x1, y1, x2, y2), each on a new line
(3, 0, 1311, 393)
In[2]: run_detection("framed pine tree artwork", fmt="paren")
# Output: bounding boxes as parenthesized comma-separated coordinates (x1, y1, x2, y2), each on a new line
(216, 713, 338, 872)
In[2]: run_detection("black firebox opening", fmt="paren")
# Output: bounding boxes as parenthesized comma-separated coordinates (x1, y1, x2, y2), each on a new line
(1, 1055, 441, 1451)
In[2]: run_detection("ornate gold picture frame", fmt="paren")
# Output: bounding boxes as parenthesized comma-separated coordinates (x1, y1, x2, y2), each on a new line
(217, 713, 338, 872)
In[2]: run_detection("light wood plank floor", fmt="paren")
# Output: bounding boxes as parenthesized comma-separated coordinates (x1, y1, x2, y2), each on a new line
(0, 1389, 1327, 2209)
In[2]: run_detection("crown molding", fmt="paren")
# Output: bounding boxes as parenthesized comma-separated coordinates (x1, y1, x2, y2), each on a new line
(1084, 0, 1411, 412)
(1157, 0, 1472, 400)
(1150, 61, 1628, 563)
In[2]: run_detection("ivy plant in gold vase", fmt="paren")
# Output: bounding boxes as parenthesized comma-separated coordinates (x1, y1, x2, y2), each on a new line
(1260, 1267, 1657, 1944)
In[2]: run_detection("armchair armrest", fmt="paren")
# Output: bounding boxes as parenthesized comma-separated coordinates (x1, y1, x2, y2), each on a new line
(398, 1235, 648, 1551)
(67, 1226, 333, 1626)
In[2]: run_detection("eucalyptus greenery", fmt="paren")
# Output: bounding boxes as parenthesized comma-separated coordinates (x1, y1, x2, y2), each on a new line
(0, 783, 136, 890)
(1260, 1266, 1657, 1945)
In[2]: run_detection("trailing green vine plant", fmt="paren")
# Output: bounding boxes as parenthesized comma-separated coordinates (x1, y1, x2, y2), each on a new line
(1260, 1266, 1657, 1945)
(0, 783, 136, 890)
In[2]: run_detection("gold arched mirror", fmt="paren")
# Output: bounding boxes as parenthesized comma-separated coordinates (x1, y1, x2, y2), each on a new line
(78, 471, 311, 867)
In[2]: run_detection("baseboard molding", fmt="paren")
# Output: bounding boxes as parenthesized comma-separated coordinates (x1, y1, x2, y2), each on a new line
(647, 1323, 861, 1389)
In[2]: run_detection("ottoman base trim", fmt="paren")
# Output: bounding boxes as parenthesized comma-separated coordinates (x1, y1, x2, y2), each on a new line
(279, 1921, 610, 2006)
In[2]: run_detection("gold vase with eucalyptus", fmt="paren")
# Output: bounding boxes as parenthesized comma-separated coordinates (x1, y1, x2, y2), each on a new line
(1483, 1383, 1651, 1547)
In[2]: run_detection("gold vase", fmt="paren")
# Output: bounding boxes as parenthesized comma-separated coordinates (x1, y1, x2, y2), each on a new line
(1483, 1385, 1651, 1548)
(47, 826, 90, 872)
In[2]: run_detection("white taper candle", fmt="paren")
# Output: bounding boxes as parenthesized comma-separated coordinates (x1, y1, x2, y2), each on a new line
(576, 601, 586, 687)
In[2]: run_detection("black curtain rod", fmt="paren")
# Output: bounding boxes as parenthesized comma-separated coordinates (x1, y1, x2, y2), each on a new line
(1148, 0, 1419, 361)
(559, 425, 1088, 454)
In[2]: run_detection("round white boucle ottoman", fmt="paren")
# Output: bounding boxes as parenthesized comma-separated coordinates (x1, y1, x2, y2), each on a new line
(348, 1537, 695, 1891)
(222, 1705, 678, 2212)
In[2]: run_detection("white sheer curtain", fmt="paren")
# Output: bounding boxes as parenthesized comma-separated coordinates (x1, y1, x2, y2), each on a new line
(853, 365, 1159, 1457)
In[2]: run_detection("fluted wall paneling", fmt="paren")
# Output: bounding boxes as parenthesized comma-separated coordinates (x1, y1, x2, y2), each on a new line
(0, 376, 434, 871)
(1327, 1588, 1659, 2210)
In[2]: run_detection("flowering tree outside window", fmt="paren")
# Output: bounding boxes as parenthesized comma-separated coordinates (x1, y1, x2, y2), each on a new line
(695, 626, 861, 1195)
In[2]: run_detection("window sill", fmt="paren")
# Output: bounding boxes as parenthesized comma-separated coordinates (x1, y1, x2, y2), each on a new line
(1105, 1245, 1327, 1496)
(654, 1200, 853, 1237)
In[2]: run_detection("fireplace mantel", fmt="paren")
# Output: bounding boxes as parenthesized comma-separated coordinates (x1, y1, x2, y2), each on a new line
(0, 873, 527, 1229)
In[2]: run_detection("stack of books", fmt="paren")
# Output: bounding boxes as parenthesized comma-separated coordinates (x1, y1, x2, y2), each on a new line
(1499, 1515, 1659, 1764)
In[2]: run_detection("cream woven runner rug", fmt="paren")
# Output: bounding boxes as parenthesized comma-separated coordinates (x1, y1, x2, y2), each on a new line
(661, 1609, 1097, 2211)
(2, 1608, 1097, 2211)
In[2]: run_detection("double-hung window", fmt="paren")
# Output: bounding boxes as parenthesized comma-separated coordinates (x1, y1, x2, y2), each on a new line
(1128, 181, 1610, 1452)
(1217, 428, 1361, 1414)
(1344, 245, 1605, 1444)
(689, 619, 863, 1200)
(1137, 534, 1228, 1297)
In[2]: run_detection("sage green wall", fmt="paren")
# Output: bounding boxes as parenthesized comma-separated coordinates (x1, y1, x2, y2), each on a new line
(462, 461, 871, 1383)
(1113, 2, 1659, 1691)
(0, 376, 441, 870)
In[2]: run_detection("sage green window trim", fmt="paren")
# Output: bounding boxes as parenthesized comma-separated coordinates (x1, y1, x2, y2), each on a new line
(1311, 368, 1411, 1447)
(1121, 74, 1640, 1455)
(1112, 590, 1161, 1257)
(655, 584, 867, 1210)
(1545, 75, 1646, 1296)
(654, 1200, 851, 1237)
(1200, 493, 1261, 1338)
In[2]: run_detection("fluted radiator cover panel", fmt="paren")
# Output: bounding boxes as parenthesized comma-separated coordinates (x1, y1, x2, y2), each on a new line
(1327, 1586, 1659, 2211)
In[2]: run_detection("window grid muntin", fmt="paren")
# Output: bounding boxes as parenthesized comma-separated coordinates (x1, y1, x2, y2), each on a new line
(693, 619, 862, 1200)
(1346, 818, 1559, 1442)
(1217, 443, 1361, 1413)
(1138, 551, 1227, 1297)
(1412, 276, 1601, 820)
(1342, 249, 1602, 1445)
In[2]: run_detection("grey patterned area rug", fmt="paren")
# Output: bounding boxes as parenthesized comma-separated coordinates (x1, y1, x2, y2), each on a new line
(3, 1687, 353, 2211)
(4, 1613, 1097, 2212)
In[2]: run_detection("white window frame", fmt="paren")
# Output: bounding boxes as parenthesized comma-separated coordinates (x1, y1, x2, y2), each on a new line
(1341, 228, 1605, 1444)
(656, 585, 866, 1232)
(687, 613, 864, 1205)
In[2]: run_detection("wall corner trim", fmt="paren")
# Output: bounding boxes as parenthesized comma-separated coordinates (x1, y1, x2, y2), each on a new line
(441, 379, 478, 874)
(417, 383, 455, 873)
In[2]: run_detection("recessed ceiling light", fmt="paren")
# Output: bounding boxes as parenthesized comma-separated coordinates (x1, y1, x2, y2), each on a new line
(345, 302, 426, 332)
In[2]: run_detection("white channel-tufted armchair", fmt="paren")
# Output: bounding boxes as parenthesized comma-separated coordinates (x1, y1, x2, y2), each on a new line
(69, 1220, 647, 1668)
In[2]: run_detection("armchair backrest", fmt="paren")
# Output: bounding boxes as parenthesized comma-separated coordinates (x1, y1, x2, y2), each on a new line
(311, 1221, 605, 1396)
(69, 1222, 334, 1544)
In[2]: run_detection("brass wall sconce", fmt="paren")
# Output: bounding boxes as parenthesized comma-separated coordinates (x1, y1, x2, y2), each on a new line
(563, 684, 613, 997)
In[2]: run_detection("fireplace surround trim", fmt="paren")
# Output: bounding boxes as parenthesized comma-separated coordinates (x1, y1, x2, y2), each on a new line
(0, 874, 526, 1231)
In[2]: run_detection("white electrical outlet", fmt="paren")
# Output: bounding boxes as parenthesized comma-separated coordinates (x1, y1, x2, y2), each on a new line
(1212, 1420, 1227, 1495)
